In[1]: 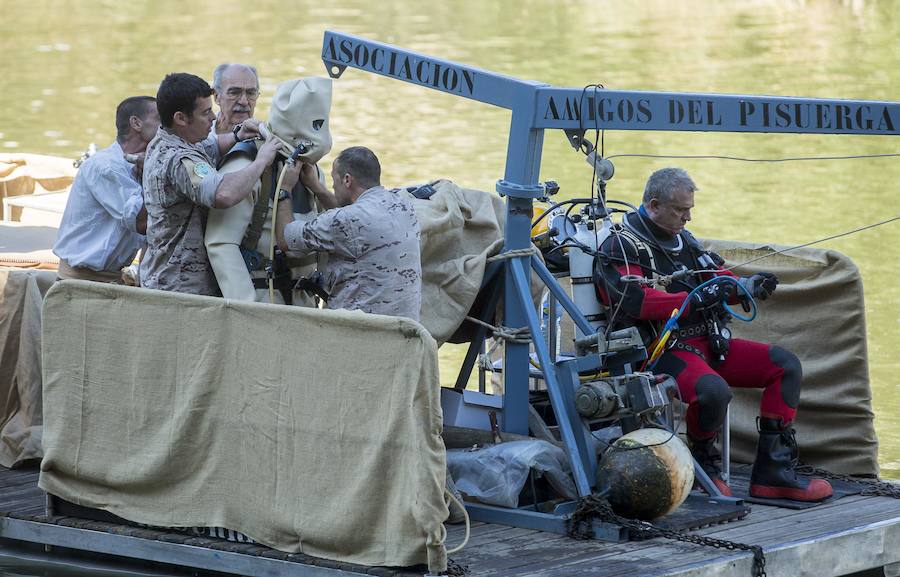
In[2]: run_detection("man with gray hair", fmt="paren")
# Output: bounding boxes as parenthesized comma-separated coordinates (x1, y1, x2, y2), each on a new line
(205, 76, 333, 305)
(273, 146, 422, 321)
(595, 167, 832, 502)
(212, 63, 259, 136)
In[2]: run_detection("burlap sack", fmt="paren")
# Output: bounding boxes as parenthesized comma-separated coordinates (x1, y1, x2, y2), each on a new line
(0, 269, 55, 467)
(704, 240, 878, 475)
(39, 281, 448, 572)
(410, 180, 505, 345)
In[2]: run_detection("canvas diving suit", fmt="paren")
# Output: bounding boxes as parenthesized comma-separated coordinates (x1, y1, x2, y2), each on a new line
(204, 76, 333, 305)
(204, 141, 325, 305)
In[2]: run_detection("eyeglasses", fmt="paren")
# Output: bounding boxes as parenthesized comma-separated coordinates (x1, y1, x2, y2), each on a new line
(225, 87, 259, 100)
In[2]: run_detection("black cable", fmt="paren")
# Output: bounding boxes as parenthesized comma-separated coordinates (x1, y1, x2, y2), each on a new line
(605, 426, 678, 452)
(531, 198, 595, 229)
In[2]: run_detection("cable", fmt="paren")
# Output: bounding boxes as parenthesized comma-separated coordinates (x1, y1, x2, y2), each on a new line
(606, 152, 900, 163)
(722, 215, 899, 271)
(268, 161, 291, 303)
(642, 308, 680, 370)
(444, 487, 470, 554)
(531, 198, 595, 229)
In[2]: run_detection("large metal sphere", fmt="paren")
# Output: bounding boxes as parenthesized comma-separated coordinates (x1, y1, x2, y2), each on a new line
(596, 428, 694, 520)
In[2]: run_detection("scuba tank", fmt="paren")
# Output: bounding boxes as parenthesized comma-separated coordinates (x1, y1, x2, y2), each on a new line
(569, 205, 613, 339)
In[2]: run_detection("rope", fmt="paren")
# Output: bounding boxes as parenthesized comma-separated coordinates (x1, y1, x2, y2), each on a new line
(486, 246, 539, 262)
(444, 488, 471, 554)
(465, 316, 531, 344)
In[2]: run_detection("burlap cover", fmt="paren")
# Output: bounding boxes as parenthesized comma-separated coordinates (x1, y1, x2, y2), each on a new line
(0, 269, 55, 467)
(410, 179, 505, 345)
(704, 240, 878, 476)
(38, 280, 448, 571)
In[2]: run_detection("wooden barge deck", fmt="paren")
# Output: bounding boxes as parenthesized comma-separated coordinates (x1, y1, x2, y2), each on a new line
(2, 465, 900, 577)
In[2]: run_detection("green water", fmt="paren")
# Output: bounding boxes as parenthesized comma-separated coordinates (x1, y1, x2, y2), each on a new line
(1, 0, 898, 492)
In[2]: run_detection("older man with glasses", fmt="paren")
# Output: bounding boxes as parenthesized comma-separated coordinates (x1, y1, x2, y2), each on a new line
(212, 63, 260, 137)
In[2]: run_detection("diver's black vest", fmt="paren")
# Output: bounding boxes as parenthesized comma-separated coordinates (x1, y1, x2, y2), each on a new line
(597, 211, 724, 328)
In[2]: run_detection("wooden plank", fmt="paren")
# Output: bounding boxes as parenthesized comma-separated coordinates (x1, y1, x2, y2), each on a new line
(462, 526, 541, 549)
(0, 485, 45, 512)
(702, 496, 900, 544)
(0, 470, 40, 489)
(459, 532, 638, 576)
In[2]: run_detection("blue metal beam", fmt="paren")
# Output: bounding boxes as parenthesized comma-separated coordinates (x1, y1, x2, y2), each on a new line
(321, 30, 544, 112)
(322, 30, 899, 137)
(534, 87, 900, 135)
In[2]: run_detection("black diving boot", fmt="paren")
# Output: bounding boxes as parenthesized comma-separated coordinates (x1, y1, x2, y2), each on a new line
(749, 417, 833, 501)
(688, 435, 732, 497)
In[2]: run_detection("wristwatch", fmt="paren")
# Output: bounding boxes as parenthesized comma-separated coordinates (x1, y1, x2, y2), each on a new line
(277, 188, 291, 202)
(232, 123, 243, 142)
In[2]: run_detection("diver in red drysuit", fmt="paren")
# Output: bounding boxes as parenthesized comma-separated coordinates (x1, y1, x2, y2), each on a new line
(595, 168, 831, 502)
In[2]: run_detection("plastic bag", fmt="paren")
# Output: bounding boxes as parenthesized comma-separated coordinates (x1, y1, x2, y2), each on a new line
(446, 439, 578, 508)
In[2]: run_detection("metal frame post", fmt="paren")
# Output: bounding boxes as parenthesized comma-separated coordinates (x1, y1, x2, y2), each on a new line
(321, 29, 899, 535)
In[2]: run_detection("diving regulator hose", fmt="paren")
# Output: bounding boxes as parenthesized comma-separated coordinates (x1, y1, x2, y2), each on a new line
(267, 161, 293, 303)
(644, 275, 757, 371)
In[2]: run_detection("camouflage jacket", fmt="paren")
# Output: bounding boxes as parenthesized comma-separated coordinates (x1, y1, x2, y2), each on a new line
(140, 128, 222, 295)
(283, 186, 422, 321)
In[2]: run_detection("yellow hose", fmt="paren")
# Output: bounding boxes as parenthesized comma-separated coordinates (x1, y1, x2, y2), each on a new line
(644, 308, 680, 368)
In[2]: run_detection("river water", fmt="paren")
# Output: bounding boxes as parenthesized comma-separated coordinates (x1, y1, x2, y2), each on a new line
(1, 0, 898, 570)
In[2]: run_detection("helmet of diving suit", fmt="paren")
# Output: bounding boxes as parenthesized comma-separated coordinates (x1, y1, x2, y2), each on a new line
(266, 77, 333, 163)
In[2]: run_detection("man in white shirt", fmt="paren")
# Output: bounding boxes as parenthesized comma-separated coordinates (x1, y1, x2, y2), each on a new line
(53, 96, 160, 283)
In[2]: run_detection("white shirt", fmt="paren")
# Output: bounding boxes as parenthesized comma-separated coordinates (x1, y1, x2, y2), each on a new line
(53, 141, 144, 271)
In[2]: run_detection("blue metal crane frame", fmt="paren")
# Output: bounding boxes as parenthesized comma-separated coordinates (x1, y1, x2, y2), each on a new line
(321, 29, 899, 533)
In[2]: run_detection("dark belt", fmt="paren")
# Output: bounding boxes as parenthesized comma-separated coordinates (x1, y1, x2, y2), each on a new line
(671, 341, 706, 361)
(252, 275, 294, 305)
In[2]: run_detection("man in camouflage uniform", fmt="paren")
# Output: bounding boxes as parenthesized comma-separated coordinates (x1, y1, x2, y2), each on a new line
(140, 72, 279, 295)
(274, 146, 421, 321)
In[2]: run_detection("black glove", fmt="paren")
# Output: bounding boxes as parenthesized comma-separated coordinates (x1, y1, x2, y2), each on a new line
(740, 272, 778, 301)
(692, 282, 732, 311)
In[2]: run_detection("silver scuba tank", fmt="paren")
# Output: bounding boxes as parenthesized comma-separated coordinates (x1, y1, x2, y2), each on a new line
(569, 213, 612, 339)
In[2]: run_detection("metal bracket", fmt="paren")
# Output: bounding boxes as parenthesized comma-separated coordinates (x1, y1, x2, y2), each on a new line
(496, 179, 546, 198)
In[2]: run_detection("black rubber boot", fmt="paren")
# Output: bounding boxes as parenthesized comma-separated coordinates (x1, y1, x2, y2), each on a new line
(749, 417, 832, 501)
(688, 435, 732, 497)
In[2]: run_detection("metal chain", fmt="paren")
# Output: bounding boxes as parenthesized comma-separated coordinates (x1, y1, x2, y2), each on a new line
(446, 558, 470, 577)
(568, 495, 766, 577)
(795, 464, 900, 499)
